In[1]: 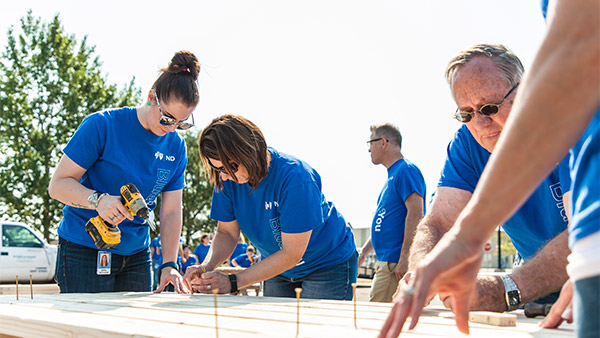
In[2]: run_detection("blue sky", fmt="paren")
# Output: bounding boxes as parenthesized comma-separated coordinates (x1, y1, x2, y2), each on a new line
(1, 1, 547, 228)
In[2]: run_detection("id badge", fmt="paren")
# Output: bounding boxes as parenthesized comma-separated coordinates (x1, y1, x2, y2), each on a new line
(97, 251, 111, 275)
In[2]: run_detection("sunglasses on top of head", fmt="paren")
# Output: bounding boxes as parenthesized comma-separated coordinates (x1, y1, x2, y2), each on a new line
(453, 83, 519, 123)
(152, 89, 195, 130)
(208, 160, 239, 174)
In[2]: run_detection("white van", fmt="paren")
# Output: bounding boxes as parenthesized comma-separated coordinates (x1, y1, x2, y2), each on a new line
(0, 221, 57, 283)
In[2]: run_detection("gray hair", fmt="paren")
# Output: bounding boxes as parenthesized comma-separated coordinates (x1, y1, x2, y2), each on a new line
(445, 44, 524, 88)
(370, 123, 402, 149)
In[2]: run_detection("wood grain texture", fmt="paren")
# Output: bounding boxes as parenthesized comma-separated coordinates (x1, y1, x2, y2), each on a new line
(0, 292, 574, 338)
(0, 284, 59, 295)
(469, 311, 517, 326)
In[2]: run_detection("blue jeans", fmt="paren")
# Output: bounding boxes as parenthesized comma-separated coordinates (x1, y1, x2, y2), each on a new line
(264, 251, 357, 300)
(574, 275, 599, 338)
(56, 237, 152, 293)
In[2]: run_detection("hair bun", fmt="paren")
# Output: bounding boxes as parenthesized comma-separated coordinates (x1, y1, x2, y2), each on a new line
(167, 50, 200, 81)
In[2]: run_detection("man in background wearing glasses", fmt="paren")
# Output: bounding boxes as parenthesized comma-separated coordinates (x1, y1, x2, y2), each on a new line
(402, 44, 571, 312)
(358, 123, 426, 302)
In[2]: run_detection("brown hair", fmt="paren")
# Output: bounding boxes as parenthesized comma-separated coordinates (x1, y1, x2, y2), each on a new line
(370, 123, 402, 149)
(199, 114, 270, 190)
(152, 50, 200, 107)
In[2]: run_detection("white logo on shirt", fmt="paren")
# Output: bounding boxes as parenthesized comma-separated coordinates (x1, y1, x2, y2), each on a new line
(549, 182, 568, 222)
(155, 151, 175, 162)
(374, 208, 386, 232)
(265, 200, 279, 210)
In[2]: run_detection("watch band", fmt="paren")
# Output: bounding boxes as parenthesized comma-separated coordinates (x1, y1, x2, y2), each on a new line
(228, 273, 239, 295)
(501, 275, 522, 311)
(159, 261, 178, 271)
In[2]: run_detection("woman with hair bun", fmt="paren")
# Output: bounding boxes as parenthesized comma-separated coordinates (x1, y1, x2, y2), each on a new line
(49, 51, 200, 294)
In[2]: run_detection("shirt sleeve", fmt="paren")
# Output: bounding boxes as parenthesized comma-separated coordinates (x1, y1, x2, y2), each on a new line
(210, 187, 236, 222)
(63, 113, 107, 169)
(558, 154, 572, 193)
(395, 165, 426, 202)
(438, 127, 480, 192)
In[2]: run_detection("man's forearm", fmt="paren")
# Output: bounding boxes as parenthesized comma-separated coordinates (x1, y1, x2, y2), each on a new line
(408, 217, 445, 271)
(358, 238, 373, 266)
(408, 187, 471, 271)
(511, 230, 570, 303)
(398, 197, 424, 272)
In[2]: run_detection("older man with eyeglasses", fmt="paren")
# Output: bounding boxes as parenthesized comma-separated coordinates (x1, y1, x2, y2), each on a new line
(399, 44, 571, 313)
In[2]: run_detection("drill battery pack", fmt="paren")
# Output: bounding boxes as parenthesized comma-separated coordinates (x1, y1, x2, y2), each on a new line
(85, 216, 121, 250)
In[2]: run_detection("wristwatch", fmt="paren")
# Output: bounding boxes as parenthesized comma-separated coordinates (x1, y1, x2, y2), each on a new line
(160, 261, 178, 271)
(500, 275, 522, 311)
(228, 274, 239, 295)
(87, 191, 107, 208)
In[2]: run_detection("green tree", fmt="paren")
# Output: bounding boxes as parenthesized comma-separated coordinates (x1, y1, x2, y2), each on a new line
(181, 130, 217, 244)
(0, 11, 140, 240)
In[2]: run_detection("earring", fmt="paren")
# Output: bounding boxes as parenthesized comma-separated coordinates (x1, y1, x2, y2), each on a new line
(147, 102, 151, 106)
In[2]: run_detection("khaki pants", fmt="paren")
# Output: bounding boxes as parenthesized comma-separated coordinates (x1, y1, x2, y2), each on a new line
(369, 261, 399, 303)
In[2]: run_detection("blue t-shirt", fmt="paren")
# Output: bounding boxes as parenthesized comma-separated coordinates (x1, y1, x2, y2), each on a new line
(150, 236, 161, 261)
(439, 125, 570, 260)
(57, 107, 187, 255)
(568, 108, 600, 246)
(371, 159, 426, 262)
(193, 244, 210, 264)
(210, 148, 356, 278)
(155, 236, 183, 267)
(233, 253, 260, 268)
(229, 243, 248, 266)
(181, 255, 198, 273)
(541, 0, 600, 248)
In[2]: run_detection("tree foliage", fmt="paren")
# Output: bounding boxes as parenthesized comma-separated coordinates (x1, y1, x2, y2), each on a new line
(0, 11, 140, 240)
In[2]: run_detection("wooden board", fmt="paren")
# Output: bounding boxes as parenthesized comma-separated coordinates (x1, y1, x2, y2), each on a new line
(0, 292, 574, 338)
(469, 311, 516, 326)
(0, 283, 59, 295)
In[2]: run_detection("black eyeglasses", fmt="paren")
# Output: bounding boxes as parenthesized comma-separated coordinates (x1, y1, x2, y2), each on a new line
(152, 89, 195, 130)
(367, 138, 387, 144)
(453, 83, 519, 123)
(208, 160, 239, 174)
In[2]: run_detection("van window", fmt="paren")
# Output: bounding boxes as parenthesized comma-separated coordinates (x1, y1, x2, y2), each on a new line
(2, 225, 43, 248)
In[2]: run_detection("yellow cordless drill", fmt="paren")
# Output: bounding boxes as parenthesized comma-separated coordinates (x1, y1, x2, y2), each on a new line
(85, 183, 155, 249)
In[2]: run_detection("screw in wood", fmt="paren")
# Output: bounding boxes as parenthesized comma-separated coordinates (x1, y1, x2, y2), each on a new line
(295, 287, 302, 337)
(352, 283, 358, 329)
(213, 288, 220, 338)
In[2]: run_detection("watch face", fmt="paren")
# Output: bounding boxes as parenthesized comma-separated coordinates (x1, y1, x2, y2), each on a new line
(507, 290, 520, 306)
(88, 192, 99, 206)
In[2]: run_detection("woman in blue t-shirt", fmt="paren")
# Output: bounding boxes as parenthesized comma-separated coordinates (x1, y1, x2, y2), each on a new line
(231, 246, 260, 268)
(48, 51, 200, 294)
(183, 114, 357, 300)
